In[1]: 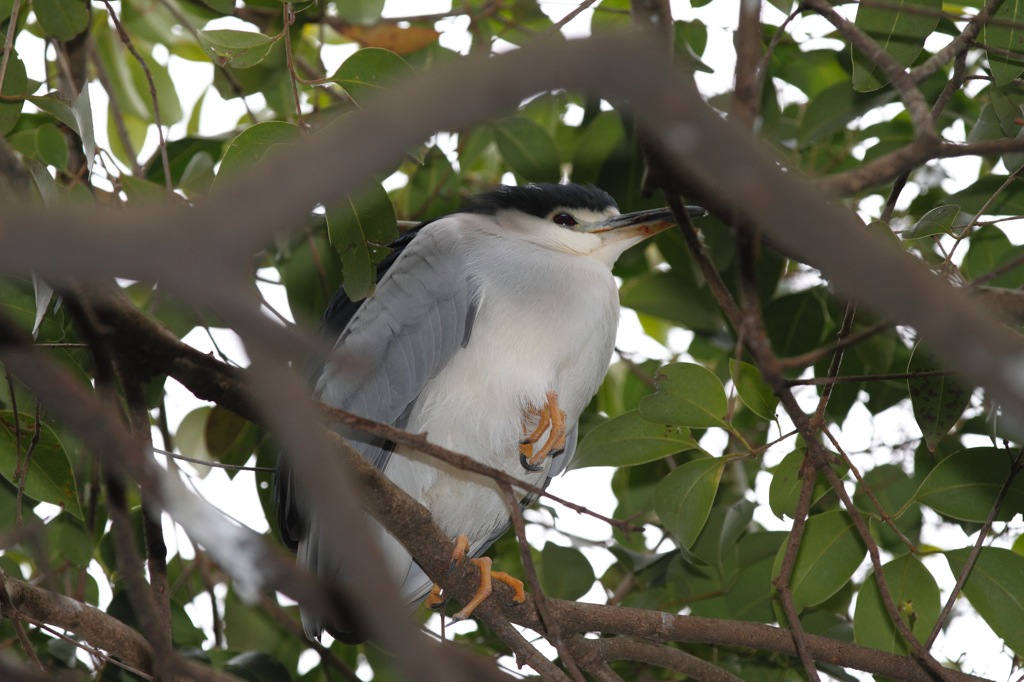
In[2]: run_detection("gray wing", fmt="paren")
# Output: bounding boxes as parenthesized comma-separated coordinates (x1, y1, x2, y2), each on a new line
(276, 222, 479, 640)
(315, 225, 477, 468)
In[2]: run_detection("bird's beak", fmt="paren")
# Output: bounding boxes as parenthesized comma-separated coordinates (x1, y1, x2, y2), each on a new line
(581, 206, 706, 244)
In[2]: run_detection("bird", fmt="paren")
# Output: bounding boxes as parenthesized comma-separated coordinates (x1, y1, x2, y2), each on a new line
(275, 182, 705, 642)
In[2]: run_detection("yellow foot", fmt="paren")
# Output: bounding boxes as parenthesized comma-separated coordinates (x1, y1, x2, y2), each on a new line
(425, 583, 446, 610)
(519, 391, 566, 472)
(427, 535, 527, 623)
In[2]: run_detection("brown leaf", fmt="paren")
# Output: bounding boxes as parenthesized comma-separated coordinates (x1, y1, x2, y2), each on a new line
(339, 24, 439, 54)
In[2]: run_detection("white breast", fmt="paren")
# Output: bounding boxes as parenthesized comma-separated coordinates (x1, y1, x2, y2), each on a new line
(378, 219, 621, 597)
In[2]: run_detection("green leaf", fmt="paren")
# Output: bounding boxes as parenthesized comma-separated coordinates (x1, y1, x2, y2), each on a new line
(329, 48, 413, 107)
(571, 112, 625, 185)
(176, 407, 213, 474)
(28, 94, 80, 133)
(946, 547, 1024, 655)
(983, 0, 1024, 86)
(0, 411, 83, 521)
(335, 0, 385, 25)
(7, 123, 69, 170)
(653, 455, 724, 549)
(963, 224, 1010, 274)
(33, 0, 90, 41)
(326, 180, 398, 301)
(913, 447, 1024, 522)
(619, 270, 722, 333)
(94, 17, 151, 121)
(0, 53, 27, 135)
(198, 0, 235, 13)
(968, 104, 1007, 145)
(902, 205, 961, 239)
(32, 275, 53, 339)
(945, 175, 1024, 216)
(907, 344, 972, 451)
(798, 81, 897, 146)
(854, 554, 940, 654)
(572, 410, 697, 470)
(216, 121, 298, 184)
(538, 543, 595, 600)
(170, 600, 206, 647)
(725, 532, 788, 623)
(120, 174, 167, 201)
(107, 111, 147, 167)
(772, 510, 867, 613)
(128, 48, 182, 126)
(729, 359, 778, 420)
(768, 447, 847, 520)
(199, 29, 276, 69)
(281, 231, 343, 326)
(0, 278, 64, 341)
(46, 516, 95, 568)
(851, 0, 941, 92)
(145, 136, 227, 188)
(855, 464, 922, 552)
(764, 290, 828, 359)
(224, 651, 293, 682)
(204, 406, 259, 477)
(71, 82, 95, 173)
(640, 362, 729, 429)
(405, 147, 459, 220)
(492, 116, 561, 183)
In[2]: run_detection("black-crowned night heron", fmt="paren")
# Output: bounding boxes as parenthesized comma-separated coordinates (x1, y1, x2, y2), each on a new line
(276, 182, 704, 641)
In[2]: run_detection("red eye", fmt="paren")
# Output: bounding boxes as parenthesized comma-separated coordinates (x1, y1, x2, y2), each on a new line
(553, 213, 577, 227)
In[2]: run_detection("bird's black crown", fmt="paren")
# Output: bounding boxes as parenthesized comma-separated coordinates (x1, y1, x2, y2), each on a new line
(459, 183, 618, 219)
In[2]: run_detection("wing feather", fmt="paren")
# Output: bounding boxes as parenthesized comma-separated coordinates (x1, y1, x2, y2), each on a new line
(274, 221, 479, 639)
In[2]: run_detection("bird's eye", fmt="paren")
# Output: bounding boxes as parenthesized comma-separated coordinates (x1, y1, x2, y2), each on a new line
(552, 213, 578, 227)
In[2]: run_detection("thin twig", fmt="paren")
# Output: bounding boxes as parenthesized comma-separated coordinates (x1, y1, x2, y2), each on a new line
(283, 4, 307, 130)
(100, 0, 173, 194)
(773, 458, 824, 682)
(89, 45, 143, 176)
(0, 571, 46, 673)
(778, 320, 892, 370)
(821, 424, 918, 554)
(5, 367, 24, 525)
(788, 369, 952, 386)
(546, 0, 600, 35)
(153, 446, 275, 472)
(821, 465, 953, 681)
(316, 402, 641, 534)
(925, 446, 1024, 648)
(23, 616, 156, 680)
(0, 0, 22, 91)
(813, 301, 857, 422)
(502, 484, 585, 682)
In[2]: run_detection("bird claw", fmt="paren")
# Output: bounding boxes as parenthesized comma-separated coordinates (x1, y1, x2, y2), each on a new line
(519, 453, 543, 472)
(425, 584, 448, 611)
(432, 536, 527, 625)
(426, 535, 472, 611)
(518, 391, 566, 471)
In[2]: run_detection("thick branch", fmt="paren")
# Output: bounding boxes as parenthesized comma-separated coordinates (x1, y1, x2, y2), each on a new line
(2, 573, 153, 672)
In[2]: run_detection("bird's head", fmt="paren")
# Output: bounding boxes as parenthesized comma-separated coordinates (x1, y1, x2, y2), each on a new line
(460, 183, 704, 266)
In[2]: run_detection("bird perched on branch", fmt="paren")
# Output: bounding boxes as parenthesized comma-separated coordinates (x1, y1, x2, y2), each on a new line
(275, 182, 704, 642)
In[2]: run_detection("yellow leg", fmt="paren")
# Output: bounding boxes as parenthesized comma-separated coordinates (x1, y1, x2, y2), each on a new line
(428, 535, 527, 623)
(519, 391, 567, 471)
(451, 560, 526, 621)
(452, 557, 495, 622)
(425, 583, 445, 610)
